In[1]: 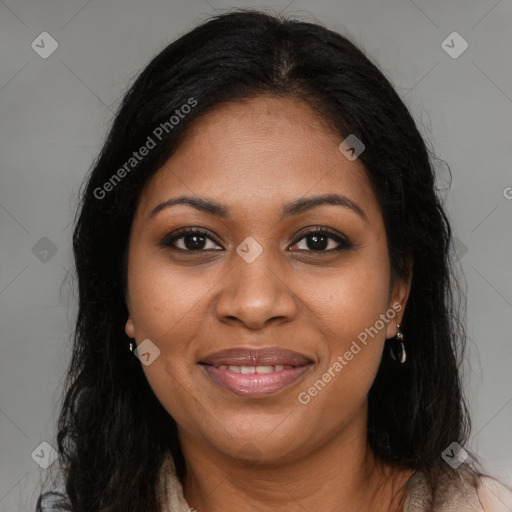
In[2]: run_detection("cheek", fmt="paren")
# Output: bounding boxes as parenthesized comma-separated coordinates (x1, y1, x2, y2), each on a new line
(127, 251, 214, 342)
(306, 254, 391, 349)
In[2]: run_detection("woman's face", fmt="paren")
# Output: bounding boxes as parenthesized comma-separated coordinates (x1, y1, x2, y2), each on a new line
(124, 95, 410, 464)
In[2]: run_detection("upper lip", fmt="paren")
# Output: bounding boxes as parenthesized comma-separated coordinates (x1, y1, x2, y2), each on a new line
(200, 347, 314, 367)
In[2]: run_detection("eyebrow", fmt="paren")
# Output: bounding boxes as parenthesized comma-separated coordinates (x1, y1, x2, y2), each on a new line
(149, 193, 368, 223)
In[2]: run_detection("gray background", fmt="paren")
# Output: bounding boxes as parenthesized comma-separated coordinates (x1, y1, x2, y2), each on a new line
(1, 0, 511, 510)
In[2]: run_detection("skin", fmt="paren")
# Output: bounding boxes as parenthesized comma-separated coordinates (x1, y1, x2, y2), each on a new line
(124, 94, 413, 512)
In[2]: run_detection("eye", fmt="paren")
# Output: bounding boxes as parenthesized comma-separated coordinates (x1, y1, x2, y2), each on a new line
(161, 227, 223, 252)
(290, 227, 352, 253)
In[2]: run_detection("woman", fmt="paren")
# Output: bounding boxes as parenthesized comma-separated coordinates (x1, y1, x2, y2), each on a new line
(36, 9, 510, 512)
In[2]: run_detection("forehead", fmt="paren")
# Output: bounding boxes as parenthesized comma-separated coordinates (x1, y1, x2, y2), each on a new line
(136, 95, 381, 227)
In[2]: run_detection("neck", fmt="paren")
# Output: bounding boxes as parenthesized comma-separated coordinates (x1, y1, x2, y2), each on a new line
(179, 420, 412, 512)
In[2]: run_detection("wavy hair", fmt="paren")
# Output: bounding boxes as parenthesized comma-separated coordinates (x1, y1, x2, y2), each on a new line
(37, 9, 474, 511)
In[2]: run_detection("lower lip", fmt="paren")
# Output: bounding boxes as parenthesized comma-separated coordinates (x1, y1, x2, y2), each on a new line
(201, 364, 313, 398)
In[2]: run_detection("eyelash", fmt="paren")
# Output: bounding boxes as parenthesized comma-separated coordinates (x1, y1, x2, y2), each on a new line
(161, 226, 352, 254)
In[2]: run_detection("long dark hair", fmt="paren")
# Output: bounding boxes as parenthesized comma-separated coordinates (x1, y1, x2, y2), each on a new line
(37, 9, 474, 511)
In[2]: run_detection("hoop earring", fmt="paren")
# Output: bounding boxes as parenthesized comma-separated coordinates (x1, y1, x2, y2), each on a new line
(389, 323, 406, 364)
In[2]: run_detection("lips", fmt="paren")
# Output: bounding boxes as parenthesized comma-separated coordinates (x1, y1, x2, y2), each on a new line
(199, 347, 314, 398)
(200, 346, 313, 367)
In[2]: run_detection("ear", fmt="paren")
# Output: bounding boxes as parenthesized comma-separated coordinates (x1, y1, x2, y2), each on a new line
(385, 259, 413, 340)
(124, 288, 135, 339)
(125, 315, 135, 339)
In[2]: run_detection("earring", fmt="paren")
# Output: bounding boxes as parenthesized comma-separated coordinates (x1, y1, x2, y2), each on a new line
(129, 341, 135, 353)
(389, 323, 406, 364)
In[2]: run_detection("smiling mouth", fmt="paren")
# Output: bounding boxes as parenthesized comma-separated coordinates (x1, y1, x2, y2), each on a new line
(198, 346, 314, 398)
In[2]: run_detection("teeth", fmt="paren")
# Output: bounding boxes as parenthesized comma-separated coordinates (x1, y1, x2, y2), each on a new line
(220, 365, 293, 374)
(255, 365, 274, 374)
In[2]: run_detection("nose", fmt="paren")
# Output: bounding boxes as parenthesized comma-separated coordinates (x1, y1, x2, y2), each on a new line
(214, 248, 298, 330)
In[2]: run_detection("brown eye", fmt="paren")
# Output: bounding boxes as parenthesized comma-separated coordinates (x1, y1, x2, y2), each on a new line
(161, 228, 223, 252)
(290, 228, 352, 253)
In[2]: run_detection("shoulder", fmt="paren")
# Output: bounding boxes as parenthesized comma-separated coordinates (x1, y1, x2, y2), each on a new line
(403, 465, 483, 511)
(476, 475, 512, 512)
(404, 465, 512, 512)
(36, 491, 72, 512)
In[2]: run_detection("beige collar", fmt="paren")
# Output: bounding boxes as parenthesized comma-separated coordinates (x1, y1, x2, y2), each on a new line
(403, 467, 484, 512)
(158, 455, 193, 512)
